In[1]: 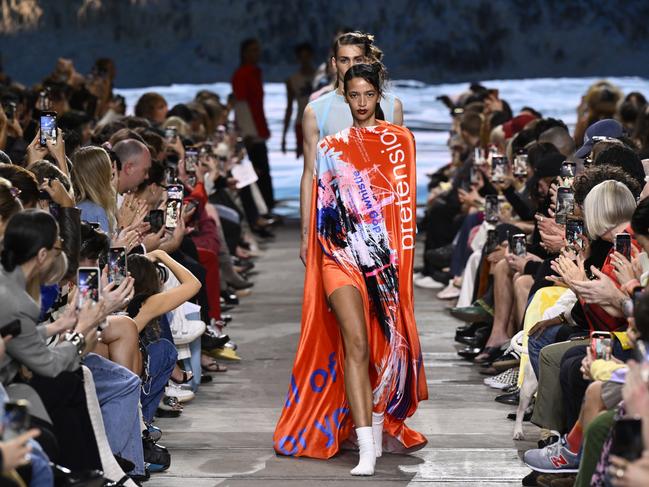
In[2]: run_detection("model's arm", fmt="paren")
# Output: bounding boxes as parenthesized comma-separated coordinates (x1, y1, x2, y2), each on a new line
(282, 80, 295, 153)
(300, 105, 318, 265)
(394, 98, 404, 126)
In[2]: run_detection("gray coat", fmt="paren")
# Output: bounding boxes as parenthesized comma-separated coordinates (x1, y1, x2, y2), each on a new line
(0, 267, 79, 384)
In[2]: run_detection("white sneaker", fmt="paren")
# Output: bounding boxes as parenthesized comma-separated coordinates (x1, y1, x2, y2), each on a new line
(414, 276, 444, 289)
(413, 272, 425, 281)
(165, 383, 195, 403)
(483, 367, 519, 390)
(437, 283, 460, 300)
(174, 319, 206, 345)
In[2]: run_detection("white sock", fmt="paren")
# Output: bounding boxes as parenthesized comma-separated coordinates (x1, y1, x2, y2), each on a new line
(350, 426, 376, 476)
(372, 412, 384, 457)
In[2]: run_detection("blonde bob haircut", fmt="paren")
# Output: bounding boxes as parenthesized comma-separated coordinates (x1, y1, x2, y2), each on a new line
(583, 180, 637, 239)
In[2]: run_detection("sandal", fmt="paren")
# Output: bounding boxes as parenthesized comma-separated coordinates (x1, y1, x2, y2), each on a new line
(202, 359, 227, 373)
(170, 368, 193, 384)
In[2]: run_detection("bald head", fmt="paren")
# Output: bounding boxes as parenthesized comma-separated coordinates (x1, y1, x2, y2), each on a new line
(113, 139, 151, 194)
(538, 127, 576, 158)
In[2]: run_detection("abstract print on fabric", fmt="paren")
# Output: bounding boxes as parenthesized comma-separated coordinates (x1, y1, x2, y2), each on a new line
(273, 121, 428, 459)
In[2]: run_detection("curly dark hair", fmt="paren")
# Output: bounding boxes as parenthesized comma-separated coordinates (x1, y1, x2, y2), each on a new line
(573, 164, 642, 206)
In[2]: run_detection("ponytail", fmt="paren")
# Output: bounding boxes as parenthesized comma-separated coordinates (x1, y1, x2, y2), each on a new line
(1, 248, 16, 272)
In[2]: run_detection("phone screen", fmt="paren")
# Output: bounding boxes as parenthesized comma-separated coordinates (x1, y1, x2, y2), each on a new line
(108, 247, 127, 286)
(513, 153, 528, 177)
(559, 162, 576, 188)
(167, 184, 183, 202)
(77, 267, 100, 308)
(485, 195, 499, 223)
(485, 229, 498, 254)
(39, 112, 57, 146)
(565, 219, 584, 247)
(615, 233, 632, 260)
(590, 332, 612, 360)
(2, 400, 30, 440)
(491, 156, 508, 183)
(511, 234, 527, 257)
(555, 188, 574, 225)
(164, 126, 177, 143)
(165, 200, 181, 228)
(185, 149, 199, 173)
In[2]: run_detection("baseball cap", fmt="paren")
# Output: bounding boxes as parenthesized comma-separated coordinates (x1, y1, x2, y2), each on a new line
(575, 119, 624, 158)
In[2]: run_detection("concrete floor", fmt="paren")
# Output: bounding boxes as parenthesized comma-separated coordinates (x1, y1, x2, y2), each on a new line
(154, 224, 539, 486)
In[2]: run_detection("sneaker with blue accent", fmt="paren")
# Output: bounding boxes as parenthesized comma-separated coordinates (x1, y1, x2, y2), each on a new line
(523, 435, 580, 473)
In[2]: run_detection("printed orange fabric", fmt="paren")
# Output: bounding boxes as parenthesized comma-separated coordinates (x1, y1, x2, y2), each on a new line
(273, 121, 428, 459)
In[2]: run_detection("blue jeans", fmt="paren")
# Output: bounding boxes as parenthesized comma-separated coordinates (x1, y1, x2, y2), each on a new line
(528, 324, 562, 378)
(0, 384, 53, 486)
(141, 339, 177, 423)
(84, 353, 145, 476)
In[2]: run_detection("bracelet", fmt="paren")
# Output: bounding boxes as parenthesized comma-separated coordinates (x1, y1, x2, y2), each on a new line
(64, 331, 86, 356)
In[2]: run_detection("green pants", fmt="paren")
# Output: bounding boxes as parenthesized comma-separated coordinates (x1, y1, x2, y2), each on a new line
(574, 409, 616, 487)
(531, 339, 589, 431)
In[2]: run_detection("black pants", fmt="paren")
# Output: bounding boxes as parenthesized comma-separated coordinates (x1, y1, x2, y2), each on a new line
(173, 238, 211, 324)
(28, 370, 102, 471)
(559, 346, 589, 431)
(245, 140, 274, 211)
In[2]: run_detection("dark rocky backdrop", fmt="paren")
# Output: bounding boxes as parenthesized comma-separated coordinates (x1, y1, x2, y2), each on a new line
(1, 0, 648, 87)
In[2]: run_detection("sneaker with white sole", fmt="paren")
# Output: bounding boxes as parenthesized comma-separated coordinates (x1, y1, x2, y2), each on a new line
(483, 367, 519, 390)
(523, 435, 580, 473)
(414, 276, 444, 289)
(165, 383, 195, 403)
(437, 283, 461, 300)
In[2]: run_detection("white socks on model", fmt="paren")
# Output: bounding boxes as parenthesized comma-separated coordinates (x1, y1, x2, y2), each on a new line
(372, 412, 384, 457)
(350, 426, 376, 476)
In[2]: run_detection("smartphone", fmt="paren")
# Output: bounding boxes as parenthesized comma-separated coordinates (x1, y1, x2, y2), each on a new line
(165, 200, 181, 229)
(491, 156, 508, 183)
(146, 209, 164, 233)
(39, 111, 57, 146)
(559, 161, 576, 188)
(610, 418, 644, 462)
(77, 266, 100, 308)
(590, 331, 612, 360)
(485, 229, 499, 254)
(184, 148, 199, 173)
(3, 101, 16, 121)
(485, 195, 499, 224)
(184, 199, 199, 215)
(555, 187, 574, 225)
(0, 319, 21, 338)
(108, 247, 127, 286)
(615, 232, 632, 261)
(565, 218, 584, 248)
(513, 152, 528, 178)
(38, 189, 51, 201)
(511, 234, 527, 257)
(167, 184, 184, 202)
(2, 400, 30, 440)
(164, 126, 177, 143)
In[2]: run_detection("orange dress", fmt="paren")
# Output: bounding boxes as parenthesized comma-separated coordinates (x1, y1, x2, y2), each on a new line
(273, 121, 428, 458)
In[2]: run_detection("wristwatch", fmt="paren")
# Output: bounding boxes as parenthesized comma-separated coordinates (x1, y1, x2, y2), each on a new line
(64, 331, 86, 356)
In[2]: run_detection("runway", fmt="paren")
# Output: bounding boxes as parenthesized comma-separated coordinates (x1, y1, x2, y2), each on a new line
(155, 223, 538, 486)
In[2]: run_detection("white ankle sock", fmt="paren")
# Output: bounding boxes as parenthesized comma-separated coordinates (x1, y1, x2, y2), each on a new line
(350, 426, 376, 476)
(372, 412, 384, 457)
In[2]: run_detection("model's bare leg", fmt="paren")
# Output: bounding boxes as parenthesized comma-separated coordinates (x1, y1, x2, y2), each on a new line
(329, 285, 375, 475)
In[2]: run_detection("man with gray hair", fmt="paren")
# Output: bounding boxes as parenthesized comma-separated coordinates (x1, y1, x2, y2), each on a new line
(112, 139, 151, 194)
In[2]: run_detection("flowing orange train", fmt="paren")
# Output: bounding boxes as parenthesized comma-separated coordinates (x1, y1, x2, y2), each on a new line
(273, 120, 428, 459)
